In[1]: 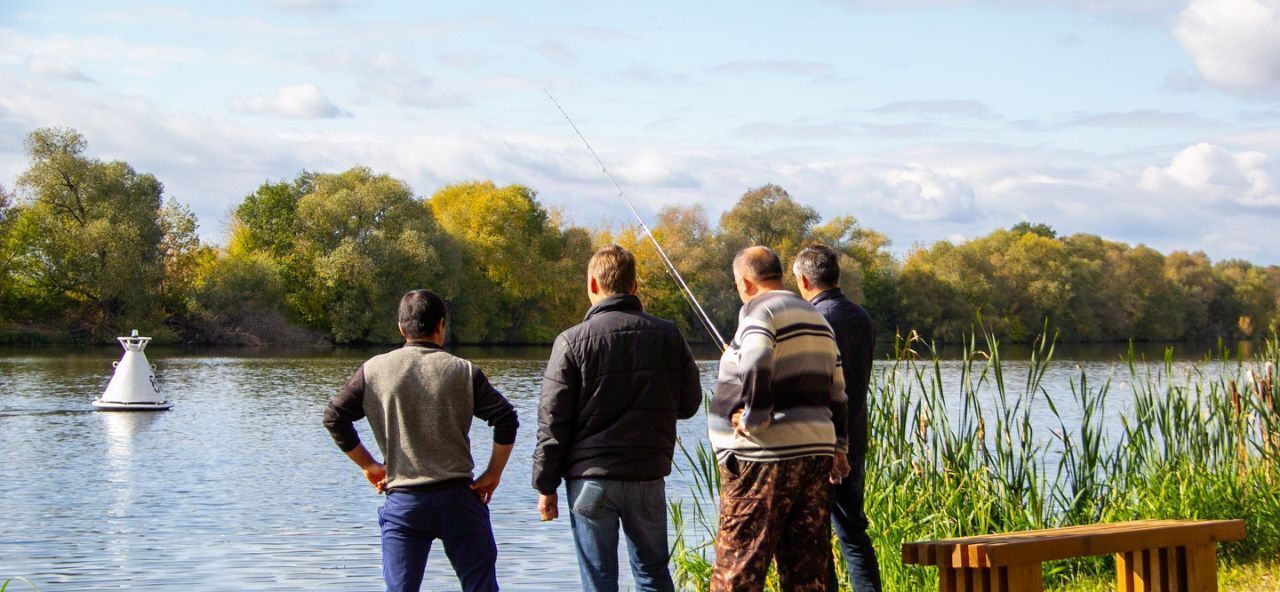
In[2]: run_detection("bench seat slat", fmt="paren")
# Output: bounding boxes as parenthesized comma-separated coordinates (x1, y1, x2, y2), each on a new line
(973, 520, 1244, 567)
(903, 521, 1178, 566)
(902, 520, 1245, 567)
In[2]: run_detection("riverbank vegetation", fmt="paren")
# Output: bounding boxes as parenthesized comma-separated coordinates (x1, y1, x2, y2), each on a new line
(670, 332, 1280, 591)
(2, 126, 1278, 345)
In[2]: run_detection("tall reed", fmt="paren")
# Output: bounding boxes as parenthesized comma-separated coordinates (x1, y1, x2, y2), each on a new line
(670, 332, 1280, 591)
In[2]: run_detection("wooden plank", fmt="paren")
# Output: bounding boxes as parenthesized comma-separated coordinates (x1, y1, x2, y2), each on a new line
(967, 520, 1245, 567)
(939, 565, 958, 592)
(1135, 549, 1150, 592)
(929, 520, 1184, 567)
(991, 566, 1009, 592)
(1005, 564, 1043, 592)
(1117, 551, 1136, 592)
(1184, 543, 1218, 592)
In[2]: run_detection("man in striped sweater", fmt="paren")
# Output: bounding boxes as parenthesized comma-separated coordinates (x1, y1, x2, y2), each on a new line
(709, 246, 850, 592)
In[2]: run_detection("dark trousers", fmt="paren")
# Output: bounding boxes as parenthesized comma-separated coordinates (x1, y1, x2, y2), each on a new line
(826, 449, 882, 592)
(711, 455, 832, 592)
(379, 487, 499, 592)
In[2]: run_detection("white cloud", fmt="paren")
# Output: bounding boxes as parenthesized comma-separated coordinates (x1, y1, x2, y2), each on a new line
(24, 55, 92, 82)
(0, 27, 204, 77)
(1173, 0, 1280, 94)
(1068, 109, 1218, 128)
(839, 165, 982, 223)
(311, 51, 468, 109)
(1140, 143, 1280, 208)
(226, 84, 349, 119)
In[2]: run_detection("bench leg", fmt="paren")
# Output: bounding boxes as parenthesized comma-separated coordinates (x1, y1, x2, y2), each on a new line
(1117, 545, 1219, 592)
(938, 565, 1041, 592)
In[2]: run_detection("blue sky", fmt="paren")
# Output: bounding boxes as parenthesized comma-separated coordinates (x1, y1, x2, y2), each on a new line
(3, 0, 1279, 262)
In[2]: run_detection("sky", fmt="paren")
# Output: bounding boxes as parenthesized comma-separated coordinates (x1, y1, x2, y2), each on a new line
(2, 0, 1279, 263)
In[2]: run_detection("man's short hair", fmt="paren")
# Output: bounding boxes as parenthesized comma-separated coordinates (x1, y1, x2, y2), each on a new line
(793, 245, 841, 289)
(398, 289, 447, 339)
(733, 246, 783, 282)
(588, 244, 637, 294)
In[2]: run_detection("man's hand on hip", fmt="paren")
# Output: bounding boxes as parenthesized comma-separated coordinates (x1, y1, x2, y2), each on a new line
(731, 409, 751, 437)
(363, 462, 388, 493)
(469, 470, 501, 504)
(538, 493, 559, 521)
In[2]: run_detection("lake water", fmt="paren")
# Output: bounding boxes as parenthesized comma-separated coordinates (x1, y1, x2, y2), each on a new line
(0, 342, 1243, 591)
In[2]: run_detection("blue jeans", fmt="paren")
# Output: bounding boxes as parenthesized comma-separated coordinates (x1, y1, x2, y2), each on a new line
(379, 486, 499, 592)
(566, 478, 675, 592)
(827, 450, 882, 592)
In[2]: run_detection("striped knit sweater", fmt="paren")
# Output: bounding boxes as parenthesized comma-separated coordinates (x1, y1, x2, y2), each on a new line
(709, 289, 849, 463)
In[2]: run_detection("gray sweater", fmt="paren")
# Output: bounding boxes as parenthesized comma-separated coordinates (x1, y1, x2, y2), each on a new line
(323, 341, 519, 491)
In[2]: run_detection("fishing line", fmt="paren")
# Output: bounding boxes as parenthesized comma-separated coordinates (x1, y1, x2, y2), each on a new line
(544, 89, 727, 351)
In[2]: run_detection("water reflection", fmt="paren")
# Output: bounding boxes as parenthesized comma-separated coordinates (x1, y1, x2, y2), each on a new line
(102, 411, 159, 466)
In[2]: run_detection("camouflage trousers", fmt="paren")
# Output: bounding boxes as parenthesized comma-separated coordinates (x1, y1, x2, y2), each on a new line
(711, 455, 833, 592)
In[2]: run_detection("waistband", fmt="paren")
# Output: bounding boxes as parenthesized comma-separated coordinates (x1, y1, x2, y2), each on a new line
(385, 477, 471, 494)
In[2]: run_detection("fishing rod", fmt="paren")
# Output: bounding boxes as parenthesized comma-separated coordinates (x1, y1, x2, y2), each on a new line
(545, 89, 727, 351)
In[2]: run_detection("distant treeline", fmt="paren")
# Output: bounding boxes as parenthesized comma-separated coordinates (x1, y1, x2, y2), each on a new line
(1, 126, 1277, 345)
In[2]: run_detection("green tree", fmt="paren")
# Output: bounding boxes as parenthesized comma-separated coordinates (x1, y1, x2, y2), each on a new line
(719, 184, 821, 277)
(1010, 221, 1057, 239)
(292, 167, 445, 343)
(157, 198, 209, 319)
(1213, 260, 1277, 339)
(1163, 251, 1220, 340)
(429, 180, 585, 343)
(0, 184, 18, 320)
(13, 127, 167, 334)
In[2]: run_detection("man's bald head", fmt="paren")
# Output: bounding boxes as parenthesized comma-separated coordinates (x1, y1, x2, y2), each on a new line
(733, 246, 784, 284)
(732, 246, 785, 303)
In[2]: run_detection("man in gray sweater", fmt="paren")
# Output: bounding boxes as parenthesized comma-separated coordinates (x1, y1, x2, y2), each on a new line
(323, 290, 519, 592)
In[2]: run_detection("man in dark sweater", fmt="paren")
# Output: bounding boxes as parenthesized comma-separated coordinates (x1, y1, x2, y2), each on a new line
(533, 244, 702, 592)
(793, 245, 882, 592)
(323, 290, 519, 592)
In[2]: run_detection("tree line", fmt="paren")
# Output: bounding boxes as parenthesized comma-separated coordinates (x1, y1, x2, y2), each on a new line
(1, 127, 1277, 345)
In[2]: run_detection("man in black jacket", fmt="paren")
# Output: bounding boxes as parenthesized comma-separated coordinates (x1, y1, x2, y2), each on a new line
(533, 244, 703, 592)
(793, 245, 883, 592)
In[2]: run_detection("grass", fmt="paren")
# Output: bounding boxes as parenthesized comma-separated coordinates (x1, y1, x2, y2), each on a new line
(0, 578, 38, 591)
(670, 330, 1280, 591)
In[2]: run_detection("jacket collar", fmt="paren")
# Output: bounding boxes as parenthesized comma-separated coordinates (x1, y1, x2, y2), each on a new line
(584, 293, 643, 321)
(403, 339, 443, 350)
(809, 287, 844, 306)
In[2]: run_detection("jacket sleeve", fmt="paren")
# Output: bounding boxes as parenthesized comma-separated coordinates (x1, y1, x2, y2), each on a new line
(472, 367, 519, 445)
(322, 365, 366, 452)
(676, 331, 702, 420)
(737, 311, 776, 431)
(533, 335, 579, 495)
(830, 353, 849, 453)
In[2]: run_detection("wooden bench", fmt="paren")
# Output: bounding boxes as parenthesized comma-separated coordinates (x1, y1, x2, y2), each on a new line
(902, 519, 1246, 592)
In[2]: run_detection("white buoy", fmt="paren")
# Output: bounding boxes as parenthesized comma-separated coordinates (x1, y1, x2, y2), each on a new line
(93, 330, 173, 411)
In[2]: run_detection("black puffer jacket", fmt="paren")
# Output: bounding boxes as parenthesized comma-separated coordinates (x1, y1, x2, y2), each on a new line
(532, 294, 702, 495)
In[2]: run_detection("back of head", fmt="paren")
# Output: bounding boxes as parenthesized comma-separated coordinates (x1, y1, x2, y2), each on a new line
(588, 244, 637, 295)
(793, 244, 840, 290)
(398, 289, 447, 339)
(733, 245, 783, 284)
